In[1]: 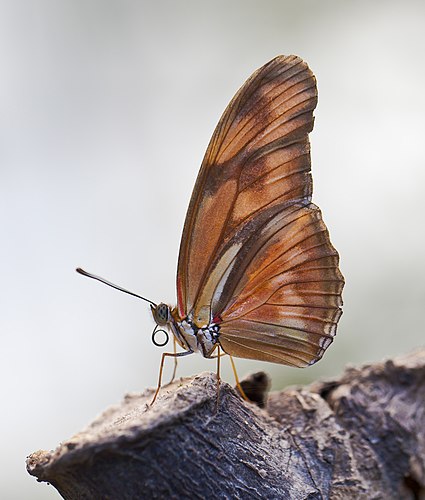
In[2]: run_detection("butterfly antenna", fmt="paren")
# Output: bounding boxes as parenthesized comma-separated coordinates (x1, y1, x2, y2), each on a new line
(76, 268, 157, 307)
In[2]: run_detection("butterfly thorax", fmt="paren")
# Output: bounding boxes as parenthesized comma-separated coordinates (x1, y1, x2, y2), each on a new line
(169, 308, 220, 358)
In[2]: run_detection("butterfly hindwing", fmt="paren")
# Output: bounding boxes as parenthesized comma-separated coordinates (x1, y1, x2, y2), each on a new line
(218, 203, 343, 366)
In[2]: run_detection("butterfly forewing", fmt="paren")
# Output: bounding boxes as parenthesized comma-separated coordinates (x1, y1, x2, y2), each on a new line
(176, 55, 344, 367)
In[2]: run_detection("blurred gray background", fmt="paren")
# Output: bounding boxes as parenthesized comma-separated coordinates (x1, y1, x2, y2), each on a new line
(1, 0, 424, 498)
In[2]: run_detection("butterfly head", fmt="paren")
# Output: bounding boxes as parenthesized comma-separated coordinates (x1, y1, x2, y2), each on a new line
(151, 303, 171, 326)
(150, 303, 174, 348)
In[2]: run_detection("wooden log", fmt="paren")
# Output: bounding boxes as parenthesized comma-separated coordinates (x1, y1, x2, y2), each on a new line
(26, 349, 425, 499)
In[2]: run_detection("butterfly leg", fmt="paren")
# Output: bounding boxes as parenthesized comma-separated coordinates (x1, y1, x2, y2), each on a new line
(166, 337, 178, 385)
(215, 344, 221, 412)
(150, 349, 193, 406)
(228, 354, 250, 402)
(204, 346, 225, 411)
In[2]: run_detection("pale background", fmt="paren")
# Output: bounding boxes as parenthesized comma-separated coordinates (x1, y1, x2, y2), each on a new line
(1, 1, 424, 498)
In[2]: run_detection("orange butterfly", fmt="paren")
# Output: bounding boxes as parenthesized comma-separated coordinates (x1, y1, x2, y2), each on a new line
(78, 55, 344, 403)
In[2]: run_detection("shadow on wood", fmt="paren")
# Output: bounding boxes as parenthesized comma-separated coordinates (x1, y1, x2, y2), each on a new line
(27, 349, 425, 499)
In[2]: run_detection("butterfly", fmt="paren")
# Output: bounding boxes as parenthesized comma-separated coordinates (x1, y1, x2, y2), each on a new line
(78, 55, 344, 404)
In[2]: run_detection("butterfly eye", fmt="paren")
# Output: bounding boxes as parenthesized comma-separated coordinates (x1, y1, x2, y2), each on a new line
(153, 303, 171, 325)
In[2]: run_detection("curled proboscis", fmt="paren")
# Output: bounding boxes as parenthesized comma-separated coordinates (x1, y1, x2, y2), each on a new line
(151, 325, 169, 347)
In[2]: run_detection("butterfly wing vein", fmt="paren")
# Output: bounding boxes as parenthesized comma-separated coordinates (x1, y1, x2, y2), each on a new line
(176, 55, 344, 367)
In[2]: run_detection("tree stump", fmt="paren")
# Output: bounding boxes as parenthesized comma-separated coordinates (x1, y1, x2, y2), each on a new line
(27, 349, 425, 499)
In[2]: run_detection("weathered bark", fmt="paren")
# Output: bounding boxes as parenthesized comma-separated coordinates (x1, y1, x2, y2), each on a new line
(27, 349, 425, 499)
